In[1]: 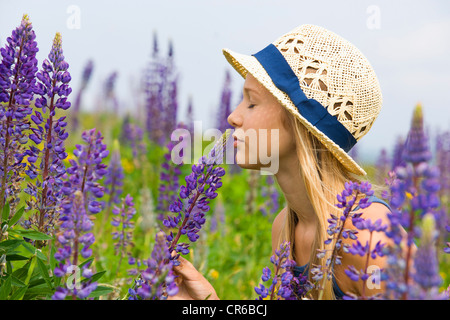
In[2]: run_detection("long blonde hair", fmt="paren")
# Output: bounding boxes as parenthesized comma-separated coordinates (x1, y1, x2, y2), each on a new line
(278, 108, 362, 300)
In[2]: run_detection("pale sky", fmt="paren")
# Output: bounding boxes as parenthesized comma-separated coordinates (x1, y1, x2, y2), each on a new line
(1, 0, 449, 163)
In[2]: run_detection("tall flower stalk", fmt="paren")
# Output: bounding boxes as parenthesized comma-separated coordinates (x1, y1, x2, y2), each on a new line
(144, 34, 179, 146)
(215, 70, 233, 133)
(24, 32, 72, 235)
(71, 59, 93, 131)
(410, 213, 447, 299)
(111, 194, 136, 274)
(128, 231, 178, 300)
(383, 104, 443, 299)
(66, 128, 109, 214)
(101, 139, 124, 233)
(52, 128, 108, 299)
(0, 14, 38, 221)
(52, 190, 97, 300)
(164, 131, 229, 264)
(156, 140, 182, 222)
(311, 181, 374, 300)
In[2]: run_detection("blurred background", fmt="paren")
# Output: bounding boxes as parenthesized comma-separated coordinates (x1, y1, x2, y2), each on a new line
(1, 0, 449, 163)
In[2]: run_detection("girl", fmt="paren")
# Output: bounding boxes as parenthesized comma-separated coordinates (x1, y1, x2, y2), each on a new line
(170, 24, 399, 300)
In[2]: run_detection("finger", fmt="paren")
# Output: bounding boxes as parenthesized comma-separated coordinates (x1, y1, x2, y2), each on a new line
(172, 256, 203, 281)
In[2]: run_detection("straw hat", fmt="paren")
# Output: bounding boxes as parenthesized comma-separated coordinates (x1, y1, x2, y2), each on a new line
(223, 24, 382, 176)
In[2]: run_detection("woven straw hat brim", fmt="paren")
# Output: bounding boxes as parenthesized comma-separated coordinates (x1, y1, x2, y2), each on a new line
(222, 48, 366, 176)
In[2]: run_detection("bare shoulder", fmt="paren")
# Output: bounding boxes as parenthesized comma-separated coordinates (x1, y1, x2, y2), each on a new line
(342, 201, 392, 252)
(337, 201, 393, 296)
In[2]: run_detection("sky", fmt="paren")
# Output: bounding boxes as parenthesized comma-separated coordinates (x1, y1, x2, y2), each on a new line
(1, 0, 449, 163)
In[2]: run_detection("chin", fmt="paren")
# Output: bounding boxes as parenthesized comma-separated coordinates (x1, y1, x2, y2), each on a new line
(234, 150, 262, 170)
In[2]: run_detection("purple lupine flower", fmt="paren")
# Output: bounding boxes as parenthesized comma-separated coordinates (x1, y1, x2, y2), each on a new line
(435, 131, 450, 246)
(375, 148, 390, 186)
(104, 139, 124, 208)
(436, 131, 450, 200)
(111, 194, 136, 273)
(120, 116, 146, 160)
(144, 51, 164, 145)
(24, 32, 72, 235)
(144, 35, 179, 146)
(156, 140, 182, 222)
(255, 241, 311, 300)
(163, 43, 179, 145)
(343, 217, 387, 300)
(209, 199, 225, 234)
(310, 181, 375, 300)
(391, 136, 406, 170)
(66, 128, 109, 214)
(0, 14, 39, 220)
(164, 131, 230, 264)
(402, 104, 432, 165)
(132, 231, 178, 300)
(52, 190, 97, 300)
(71, 59, 94, 130)
(215, 70, 233, 134)
(410, 214, 448, 300)
(103, 71, 118, 113)
(382, 106, 443, 300)
(185, 96, 194, 138)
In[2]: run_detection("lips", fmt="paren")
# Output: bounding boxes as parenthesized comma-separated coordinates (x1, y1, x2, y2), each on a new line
(232, 134, 243, 147)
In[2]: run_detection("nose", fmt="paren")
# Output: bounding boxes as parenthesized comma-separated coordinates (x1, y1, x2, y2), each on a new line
(227, 105, 243, 128)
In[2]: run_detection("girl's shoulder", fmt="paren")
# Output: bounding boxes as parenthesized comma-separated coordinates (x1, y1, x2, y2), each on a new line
(271, 206, 288, 252)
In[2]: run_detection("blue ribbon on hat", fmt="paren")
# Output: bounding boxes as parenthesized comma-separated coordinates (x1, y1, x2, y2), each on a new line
(253, 44, 356, 152)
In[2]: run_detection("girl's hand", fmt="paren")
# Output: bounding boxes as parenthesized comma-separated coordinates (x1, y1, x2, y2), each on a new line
(169, 256, 219, 300)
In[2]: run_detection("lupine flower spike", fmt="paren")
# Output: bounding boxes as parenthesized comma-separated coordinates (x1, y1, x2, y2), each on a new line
(311, 181, 375, 300)
(128, 231, 178, 300)
(52, 190, 97, 300)
(65, 128, 109, 215)
(0, 14, 38, 221)
(71, 59, 93, 131)
(409, 214, 447, 299)
(111, 194, 136, 274)
(383, 104, 443, 299)
(164, 131, 230, 265)
(255, 241, 311, 300)
(24, 32, 72, 236)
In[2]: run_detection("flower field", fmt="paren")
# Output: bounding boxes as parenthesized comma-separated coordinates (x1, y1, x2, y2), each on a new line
(0, 14, 449, 301)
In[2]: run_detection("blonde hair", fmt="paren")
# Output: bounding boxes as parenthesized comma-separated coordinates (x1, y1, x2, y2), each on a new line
(278, 108, 362, 300)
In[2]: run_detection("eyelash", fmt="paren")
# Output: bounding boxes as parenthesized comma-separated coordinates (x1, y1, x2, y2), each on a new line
(248, 104, 255, 109)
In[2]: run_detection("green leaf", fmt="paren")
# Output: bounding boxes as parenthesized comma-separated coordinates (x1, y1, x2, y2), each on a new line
(5, 253, 29, 261)
(88, 285, 113, 298)
(78, 258, 94, 269)
(82, 270, 105, 284)
(23, 283, 53, 299)
(49, 244, 56, 271)
(20, 241, 47, 262)
(0, 239, 23, 252)
(0, 276, 12, 299)
(10, 275, 26, 288)
(8, 206, 25, 227)
(36, 257, 53, 291)
(2, 202, 10, 221)
(13, 229, 52, 241)
(10, 285, 28, 300)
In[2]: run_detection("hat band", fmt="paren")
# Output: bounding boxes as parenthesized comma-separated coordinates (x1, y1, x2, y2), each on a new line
(253, 44, 356, 152)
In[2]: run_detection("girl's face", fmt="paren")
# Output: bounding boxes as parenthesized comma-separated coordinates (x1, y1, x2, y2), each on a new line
(227, 73, 296, 173)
